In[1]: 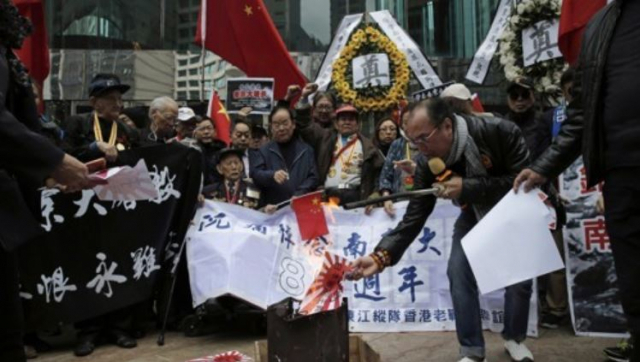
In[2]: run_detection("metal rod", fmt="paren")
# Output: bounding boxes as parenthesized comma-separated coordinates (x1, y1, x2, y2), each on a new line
(342, 187, 440, 210)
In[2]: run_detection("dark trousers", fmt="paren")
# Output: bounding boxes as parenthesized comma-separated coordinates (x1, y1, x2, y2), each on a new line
(0, 248, 26, 362)
(76, 308, 132, 342)
(447, 211, 532, 359)
(604, 167, 640, 352)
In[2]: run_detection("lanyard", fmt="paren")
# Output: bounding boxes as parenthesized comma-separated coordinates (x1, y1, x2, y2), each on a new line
(93, 112, 118, 146)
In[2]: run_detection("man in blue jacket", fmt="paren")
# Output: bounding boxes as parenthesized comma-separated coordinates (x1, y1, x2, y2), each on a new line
(250, 105, 318, 207)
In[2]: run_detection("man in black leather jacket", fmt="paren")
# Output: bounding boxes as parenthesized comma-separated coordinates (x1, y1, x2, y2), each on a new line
(514, 2, 640, 359)
(351, 99, 533, 362)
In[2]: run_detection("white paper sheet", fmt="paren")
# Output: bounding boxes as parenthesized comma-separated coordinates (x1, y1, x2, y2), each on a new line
(92, 159, 159, 201)
(461, 189, 564, 294)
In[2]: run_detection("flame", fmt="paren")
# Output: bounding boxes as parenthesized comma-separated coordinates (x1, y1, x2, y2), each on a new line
(321, 197, 341, 224)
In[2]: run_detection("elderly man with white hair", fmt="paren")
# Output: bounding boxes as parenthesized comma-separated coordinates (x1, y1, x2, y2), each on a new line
(140, 96, 179, 146)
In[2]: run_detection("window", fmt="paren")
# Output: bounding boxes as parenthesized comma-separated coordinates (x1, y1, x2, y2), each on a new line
(189, 80, 199, 87)
(178, 70, 187, 77)
(189, 68, 198, 76)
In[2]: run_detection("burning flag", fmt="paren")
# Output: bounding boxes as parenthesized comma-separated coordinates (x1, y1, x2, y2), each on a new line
(299, 252, 351, 315)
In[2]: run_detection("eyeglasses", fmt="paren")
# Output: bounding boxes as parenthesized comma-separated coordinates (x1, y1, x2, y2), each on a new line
(271, 121, 291, 130)
(409, 126, 439, 146)
(509, 90, 531, 101)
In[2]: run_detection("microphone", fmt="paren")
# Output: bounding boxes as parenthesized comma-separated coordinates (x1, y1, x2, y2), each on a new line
(428, 157, 452, 182)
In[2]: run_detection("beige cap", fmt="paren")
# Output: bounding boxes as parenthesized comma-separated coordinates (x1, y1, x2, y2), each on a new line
(440, 83, 473, 101)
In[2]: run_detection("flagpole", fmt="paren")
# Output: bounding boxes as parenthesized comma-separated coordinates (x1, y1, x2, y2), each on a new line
(200, 0, 207, 103)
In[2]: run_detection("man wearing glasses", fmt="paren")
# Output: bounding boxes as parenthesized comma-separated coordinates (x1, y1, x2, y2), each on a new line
(349, 98, 534, 362)
(294, 83, 384, 205)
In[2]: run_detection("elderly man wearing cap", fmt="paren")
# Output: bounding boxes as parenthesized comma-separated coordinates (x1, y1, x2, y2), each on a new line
(65, 74, 139, 162)
(169, 107, 199, 148)
(294, 83, 384, 204)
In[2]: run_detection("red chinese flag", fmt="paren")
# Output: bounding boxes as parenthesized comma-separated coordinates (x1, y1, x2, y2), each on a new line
(195, 0, 307, 99)
(291, 191, 329, 241)
(13, 0, 50, 113)
(558, 0, 607, 65)
(207, 91, 231, 146)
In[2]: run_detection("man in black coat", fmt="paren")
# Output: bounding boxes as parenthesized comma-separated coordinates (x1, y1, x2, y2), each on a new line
(64, 74, 139, 162)
(350, 99, 534, 362)
(515, 1, 640, 360)
(250, 105, 318, 207)
(0, 2, 90, 360)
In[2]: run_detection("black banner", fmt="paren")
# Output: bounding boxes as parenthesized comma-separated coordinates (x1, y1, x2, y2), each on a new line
(17, 144, 202, 329)
(226, 77, 275, 115)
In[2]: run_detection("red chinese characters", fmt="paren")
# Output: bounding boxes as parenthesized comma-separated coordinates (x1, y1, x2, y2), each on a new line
(579, 166, 603, 194)
(583, 217, 610, 253)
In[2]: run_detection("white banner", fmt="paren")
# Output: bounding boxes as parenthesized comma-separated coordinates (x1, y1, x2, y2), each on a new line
(315, 14, 364, 92)
(522, 19, 562, 67)
(466, 0, 513, 84)
(187, 200, 538, 334)
(369, 10, 442, 90)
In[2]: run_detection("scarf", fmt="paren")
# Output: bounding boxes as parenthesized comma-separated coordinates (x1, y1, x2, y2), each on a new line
(445, 115, 491, 221)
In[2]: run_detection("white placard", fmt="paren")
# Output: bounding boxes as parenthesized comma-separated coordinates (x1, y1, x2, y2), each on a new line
(461, 189, 564, 294)
(522, 19, 563, 67)
(352, 53, 391, 89)
(466, 0, 513, 84)
(369, 10, 442, 89)
(187, 199, 538, 335)
(92, 160, 159, 201)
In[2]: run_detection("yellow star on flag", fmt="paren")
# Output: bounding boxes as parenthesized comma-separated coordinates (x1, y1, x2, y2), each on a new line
(217, 101, 230, 120)
(244, 5, 253, 16)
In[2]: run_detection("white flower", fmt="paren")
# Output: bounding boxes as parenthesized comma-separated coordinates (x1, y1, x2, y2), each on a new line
(541, 77, 552, 87)
(510, 15, 520, 27)
(517, 3, 526, 14)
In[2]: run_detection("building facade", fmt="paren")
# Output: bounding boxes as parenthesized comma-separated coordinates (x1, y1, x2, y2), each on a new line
(42, 0, 505, 113)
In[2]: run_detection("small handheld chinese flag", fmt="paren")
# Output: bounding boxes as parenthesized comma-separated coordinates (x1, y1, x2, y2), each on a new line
(291, 191, 328, 241)
(207, 90, 231, 146)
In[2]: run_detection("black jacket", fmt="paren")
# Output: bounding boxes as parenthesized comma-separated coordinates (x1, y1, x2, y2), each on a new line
(64, 112, 140, 162)
(377, 115, 530, 265)
(530, 0, 620, 186)
(295, 105, 384, 201)
(250, 137, 318, 205)
(0, 47, 65, 251)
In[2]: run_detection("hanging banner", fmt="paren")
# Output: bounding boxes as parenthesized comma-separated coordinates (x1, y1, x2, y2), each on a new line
(315, 14, 364, 92)
(369, 10, 442, 90)
(18, 145, 203, 329)
(226, 77, 275, 115)
(466, 0, 513, 84)
(411, 81, 454, 102)
(560, 158, 628, 337)
(187, 200, 538, 334)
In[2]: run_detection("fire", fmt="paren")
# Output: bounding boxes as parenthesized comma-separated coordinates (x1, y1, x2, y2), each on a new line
(321, 197, 341, 224)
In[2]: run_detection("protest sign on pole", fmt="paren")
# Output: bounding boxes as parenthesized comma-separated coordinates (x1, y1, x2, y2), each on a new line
(226, 77, 275, 115)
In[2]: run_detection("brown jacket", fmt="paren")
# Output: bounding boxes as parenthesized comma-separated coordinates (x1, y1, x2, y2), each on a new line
(295, 105, 384, 201)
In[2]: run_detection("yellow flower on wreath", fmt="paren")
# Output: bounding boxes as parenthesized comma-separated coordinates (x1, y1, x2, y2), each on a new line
(365, 27, 376, 36)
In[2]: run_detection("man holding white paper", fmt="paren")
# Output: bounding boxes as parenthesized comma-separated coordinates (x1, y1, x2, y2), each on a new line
(349, 98, 534, 362)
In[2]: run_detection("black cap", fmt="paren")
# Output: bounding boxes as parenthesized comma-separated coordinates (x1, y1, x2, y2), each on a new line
(89, 74, 130, 97)
(507, 76, 534, 93)
(217, 148, 245, 163)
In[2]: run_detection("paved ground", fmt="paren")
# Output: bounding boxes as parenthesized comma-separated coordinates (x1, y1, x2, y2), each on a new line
(36, 325, 618, 362)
